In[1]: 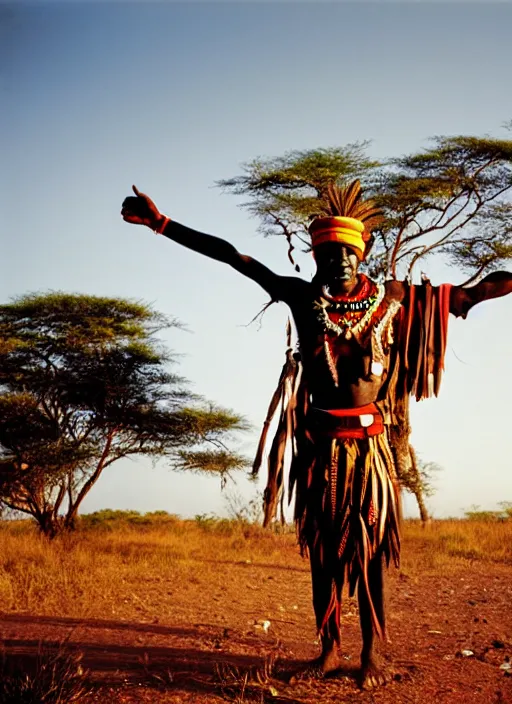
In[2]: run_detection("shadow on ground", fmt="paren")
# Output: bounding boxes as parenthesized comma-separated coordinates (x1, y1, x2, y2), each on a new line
(0, 614, 358, 701)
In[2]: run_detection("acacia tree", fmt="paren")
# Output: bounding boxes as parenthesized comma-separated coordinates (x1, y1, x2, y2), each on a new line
(0, 293, 247, 537)
(218, 133, 512, 521)
(372, 135, 512, 281)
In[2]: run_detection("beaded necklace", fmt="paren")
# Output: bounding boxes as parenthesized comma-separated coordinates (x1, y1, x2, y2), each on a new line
(314, 275, 385, 341)
(313, 275, 386, 387)
(321, 275, 374, 312)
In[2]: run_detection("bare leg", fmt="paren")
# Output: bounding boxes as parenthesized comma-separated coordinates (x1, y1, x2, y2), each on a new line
(318, 620, 342, 675)
(358, 551, 390, 688)
(313, 566, 343, 673)
(289, 564, 341, 682)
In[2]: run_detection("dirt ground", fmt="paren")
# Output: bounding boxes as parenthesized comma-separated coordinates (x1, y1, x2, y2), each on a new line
(1, 534, 511, 703)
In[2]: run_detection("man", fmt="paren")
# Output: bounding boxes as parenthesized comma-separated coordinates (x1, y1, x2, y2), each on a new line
(121, 182, 511, 688)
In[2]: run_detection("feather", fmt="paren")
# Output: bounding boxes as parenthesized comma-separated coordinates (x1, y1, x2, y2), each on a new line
(376, 452, 389, 547)
(323, 180, 385, 235)
(329, 439, 338, 521)
(253, 347, 297, 475)
(370, 460, 379, 548)
(358, 515, 384, 639)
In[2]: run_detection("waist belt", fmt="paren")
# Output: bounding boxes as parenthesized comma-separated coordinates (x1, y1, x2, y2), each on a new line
(311, 403, 384, 439)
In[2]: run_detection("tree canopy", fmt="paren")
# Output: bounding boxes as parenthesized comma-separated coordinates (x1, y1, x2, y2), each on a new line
(0, 292, 247, 537)
(218, 133, 512, 282)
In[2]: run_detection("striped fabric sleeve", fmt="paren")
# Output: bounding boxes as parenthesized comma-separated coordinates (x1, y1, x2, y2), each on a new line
(395, 282, 452, 401)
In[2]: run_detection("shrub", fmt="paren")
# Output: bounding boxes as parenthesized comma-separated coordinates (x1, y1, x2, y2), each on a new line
(0, 644, 90, 704)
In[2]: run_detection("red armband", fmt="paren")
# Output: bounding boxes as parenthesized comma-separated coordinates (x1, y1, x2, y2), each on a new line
(155, 217, 170, 235)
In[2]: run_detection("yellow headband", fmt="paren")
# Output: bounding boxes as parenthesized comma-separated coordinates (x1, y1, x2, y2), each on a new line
(309, 216, 366, 260)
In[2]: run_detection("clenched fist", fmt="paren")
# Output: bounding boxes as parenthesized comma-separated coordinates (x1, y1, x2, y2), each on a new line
(121, 186, 167, 231)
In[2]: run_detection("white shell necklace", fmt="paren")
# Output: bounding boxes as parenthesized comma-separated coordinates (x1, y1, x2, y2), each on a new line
(315, 283, 385, 341)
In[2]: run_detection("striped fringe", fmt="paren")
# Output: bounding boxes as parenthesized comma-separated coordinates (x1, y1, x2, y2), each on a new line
(396, 282, 452, 401)
(297, 432, 401, 641)
(252, 321, 303, 527)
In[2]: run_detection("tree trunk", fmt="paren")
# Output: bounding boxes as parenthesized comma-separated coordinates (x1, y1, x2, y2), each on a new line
(388, 395, 431, 526)
(36, 509, 77, 539)
(65, 515, 78, 531)
(408, 444, 432, 526)
(37, 509, 60, 540)
(65, 430, 115, 528)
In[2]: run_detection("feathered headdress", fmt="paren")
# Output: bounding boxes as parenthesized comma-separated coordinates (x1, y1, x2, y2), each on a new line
(309, 180, 384, 260)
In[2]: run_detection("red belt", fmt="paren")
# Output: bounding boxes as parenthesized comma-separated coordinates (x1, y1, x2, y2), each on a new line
(312, 403, 384, 439)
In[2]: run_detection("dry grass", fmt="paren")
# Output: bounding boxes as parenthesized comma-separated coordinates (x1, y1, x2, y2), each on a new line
(0, 514, 510, 620)
(0, 514, 298, 619)
(0, 513, 511, 704)
(401, 518, 512, 574)
(0, 641, 91, 703)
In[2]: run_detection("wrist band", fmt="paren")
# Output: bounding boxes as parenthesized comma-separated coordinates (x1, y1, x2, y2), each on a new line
(155, 217, 170, 235)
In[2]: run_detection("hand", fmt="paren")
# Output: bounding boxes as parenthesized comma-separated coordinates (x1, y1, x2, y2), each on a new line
(121, 185, 166, 230)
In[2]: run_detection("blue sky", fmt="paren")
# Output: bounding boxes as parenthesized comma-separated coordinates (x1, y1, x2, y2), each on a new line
(2, 1, 512, 519)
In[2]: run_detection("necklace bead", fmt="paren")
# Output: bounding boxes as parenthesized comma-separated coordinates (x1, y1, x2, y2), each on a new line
(315, 282, 385, 340)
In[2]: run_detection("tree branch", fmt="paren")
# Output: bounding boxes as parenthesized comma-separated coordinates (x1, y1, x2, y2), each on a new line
(267, 211, 299, 269)
(406, 195, 486, 276)
(1, 499, 35, 516)
(389, 221, 409, 278)
(460, 261, 490, 287)
(400, 191, 473, 247)
(52, 482, 66, 517)
(66, 429, 116, 524)
(67, 471, 74, 508)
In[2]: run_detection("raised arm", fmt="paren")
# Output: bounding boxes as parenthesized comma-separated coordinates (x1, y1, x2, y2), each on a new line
(121, 185, 298, 302)
(450, 271, 512, 318)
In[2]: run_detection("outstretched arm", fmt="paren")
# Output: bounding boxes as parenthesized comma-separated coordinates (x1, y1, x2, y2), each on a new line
(121, 186, 298, 302)
(450, 271, 512, 318)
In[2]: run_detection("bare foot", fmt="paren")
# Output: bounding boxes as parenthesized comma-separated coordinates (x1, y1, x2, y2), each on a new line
(360, 658, 391, 689)
(289, 649, 341, 684)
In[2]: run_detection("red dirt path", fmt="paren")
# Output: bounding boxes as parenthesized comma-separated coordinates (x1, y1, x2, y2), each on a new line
(1, 555, 511, 703)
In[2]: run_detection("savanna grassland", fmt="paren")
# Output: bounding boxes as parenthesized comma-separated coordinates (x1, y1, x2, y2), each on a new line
(0, 513, 511, 704)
